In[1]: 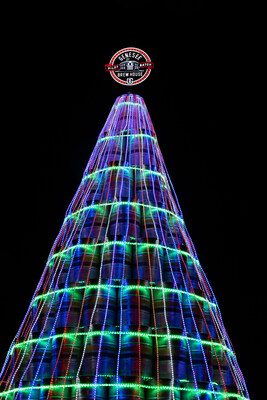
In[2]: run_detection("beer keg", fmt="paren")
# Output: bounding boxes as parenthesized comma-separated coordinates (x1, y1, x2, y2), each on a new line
(141, 207, 167, 242)
(51, 333, 82, 379)
(136, 170, 165, 205)
(83, 206, 109, 242)
(121, 279, 151, 327)
(212, 346, 234, 387)
(82, 282, 117, 329)
(29, 339, 52, 381)
(133, 242, 163, 283)
(55, 287, 83, 330)
(32, 295, 55, 335)
(69, 245, 100, 283)
(119, 328, 153, 378)
(13, 340, 32, 382)
(129, 135, 156, 168)
(187, 341, 210, 384)
(101, 241, 132, 280)
(158, 333, 187, 381)
(109, 202, 139, 239)
(81, 329, 117, 377)
(154, 283, 183, 329)
(86, 172, 104, 203)
(163, 249, 183, 287)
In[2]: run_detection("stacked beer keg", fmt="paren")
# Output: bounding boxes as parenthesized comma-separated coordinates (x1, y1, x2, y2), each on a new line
(1, 94, 248, 400)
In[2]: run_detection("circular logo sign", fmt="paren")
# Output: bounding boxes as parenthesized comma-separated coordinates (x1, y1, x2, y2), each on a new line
(105, 47, 154, 86)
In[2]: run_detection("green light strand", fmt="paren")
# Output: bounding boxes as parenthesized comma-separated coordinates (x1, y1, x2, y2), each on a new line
(64, 200, 184, 225)
(33, 283, 216, 310)
(115, 101, 143, 108)
(11, 328, 234, 358)
(98, 133, 157, 143)
(0, 382, 248, 399)
(81, 165, 166, 183)
(50, 241, 197, 265)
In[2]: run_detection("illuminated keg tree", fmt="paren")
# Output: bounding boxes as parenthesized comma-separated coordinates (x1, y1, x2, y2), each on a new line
(0, 94, 250, 400)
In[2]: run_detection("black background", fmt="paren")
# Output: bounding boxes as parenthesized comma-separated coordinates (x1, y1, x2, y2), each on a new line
(0, 2, 261, 398)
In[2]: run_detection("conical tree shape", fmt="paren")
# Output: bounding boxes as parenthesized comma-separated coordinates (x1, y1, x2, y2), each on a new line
(0, 94, 249, 400)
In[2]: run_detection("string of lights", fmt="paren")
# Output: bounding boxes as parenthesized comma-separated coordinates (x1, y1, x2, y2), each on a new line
(0, 94, 250, 399)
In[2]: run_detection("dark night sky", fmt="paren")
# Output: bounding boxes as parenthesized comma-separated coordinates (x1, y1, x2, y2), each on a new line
(0, 3, 260, 398)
